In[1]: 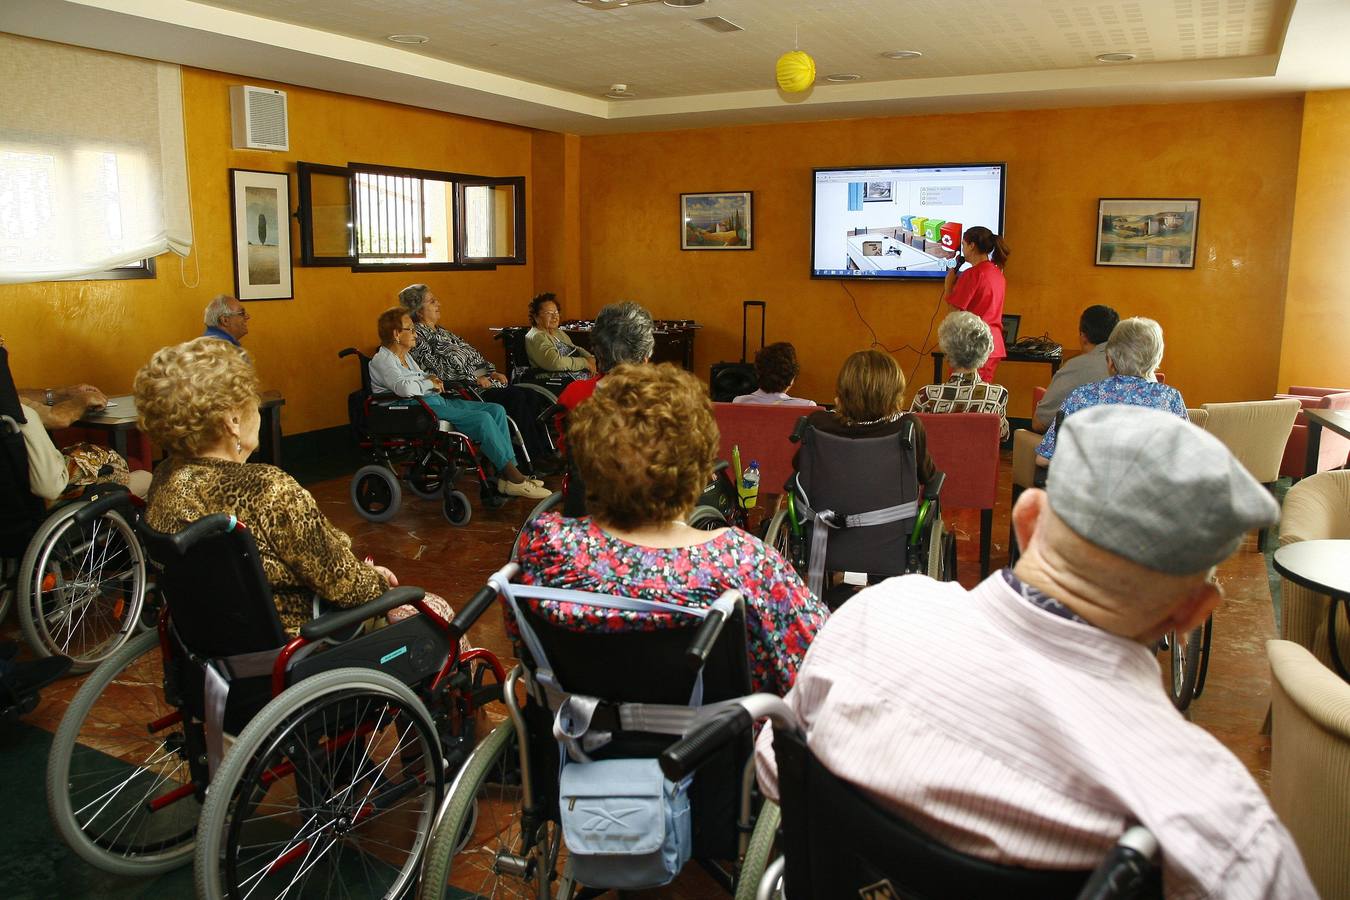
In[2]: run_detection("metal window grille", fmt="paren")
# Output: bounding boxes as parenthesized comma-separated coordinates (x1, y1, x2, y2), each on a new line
(354, 170, 425, 259)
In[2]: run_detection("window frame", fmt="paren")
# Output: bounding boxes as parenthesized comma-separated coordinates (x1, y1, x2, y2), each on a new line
(295, 160, 525, 272)
(64, 258, 157, 281)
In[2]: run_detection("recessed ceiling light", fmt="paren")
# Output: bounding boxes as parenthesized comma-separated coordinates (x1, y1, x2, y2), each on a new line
(605, 83, 636, 99)
(663, 0, 706, 6)
(882, 49, 923, 60)
(387, 34, 430, 44)
(825, 73, 862, 83)
(1096, 52, 1136, 62)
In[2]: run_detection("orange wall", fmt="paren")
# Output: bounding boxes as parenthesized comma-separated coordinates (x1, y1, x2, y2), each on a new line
(1278, 89, 1350, 391)
(0, 65, 538, 434)
(578, 98, 1304, 414)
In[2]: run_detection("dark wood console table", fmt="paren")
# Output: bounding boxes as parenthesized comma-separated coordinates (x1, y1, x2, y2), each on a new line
(491, 320, 700, 373)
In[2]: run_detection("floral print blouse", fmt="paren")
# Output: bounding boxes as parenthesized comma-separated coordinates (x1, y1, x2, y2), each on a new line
(1036, 374, 1188, 459)
(411, 323, 496, 384)
(514, 512, 828, 695)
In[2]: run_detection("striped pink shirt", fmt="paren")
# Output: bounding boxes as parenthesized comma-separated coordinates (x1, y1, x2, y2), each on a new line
(755, 572, 1315, 899)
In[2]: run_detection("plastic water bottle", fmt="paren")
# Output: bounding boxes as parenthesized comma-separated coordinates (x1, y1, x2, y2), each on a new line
(739, 460, 761, 510)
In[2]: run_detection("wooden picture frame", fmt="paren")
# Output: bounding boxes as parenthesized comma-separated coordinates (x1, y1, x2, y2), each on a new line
(230, 168, 294, 299)
(681, 191, 753, 250)
(1095, 198, 1200, 269)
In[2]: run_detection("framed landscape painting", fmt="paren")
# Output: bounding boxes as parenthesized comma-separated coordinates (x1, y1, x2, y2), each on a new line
(230, 169, 293, 299)
(681, 191, 753, 250)
(1095, 198, 1200, 269)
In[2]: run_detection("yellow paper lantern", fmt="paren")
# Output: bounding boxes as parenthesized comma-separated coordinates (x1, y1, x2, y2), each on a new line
(776, 50, 816, 93)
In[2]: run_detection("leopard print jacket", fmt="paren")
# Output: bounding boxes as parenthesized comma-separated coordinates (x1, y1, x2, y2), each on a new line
(145, 456, 386, 635)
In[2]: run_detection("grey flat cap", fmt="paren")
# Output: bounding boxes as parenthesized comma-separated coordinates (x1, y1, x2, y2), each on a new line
(1046, 405, 1279, 574)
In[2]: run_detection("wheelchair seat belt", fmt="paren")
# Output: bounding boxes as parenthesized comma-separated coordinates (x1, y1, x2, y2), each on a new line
(793, 474, 918, 599)
(491, 575, 739, 763)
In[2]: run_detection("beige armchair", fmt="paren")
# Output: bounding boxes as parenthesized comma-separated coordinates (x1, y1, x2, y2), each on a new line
(1279, 470, 1350, 670)
(1268, 639, 1350, 900)
(1202, 399, 1301, 550)
(1186, 407, 1208, 428)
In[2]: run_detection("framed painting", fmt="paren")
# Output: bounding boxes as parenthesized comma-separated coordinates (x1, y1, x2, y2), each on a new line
(1095, 198, 1200, 269)
(681, 191, 753, 250)
(230, 168, 294, 299)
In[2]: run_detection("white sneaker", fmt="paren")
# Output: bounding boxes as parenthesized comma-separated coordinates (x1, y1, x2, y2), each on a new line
(499, 478, 551, 500)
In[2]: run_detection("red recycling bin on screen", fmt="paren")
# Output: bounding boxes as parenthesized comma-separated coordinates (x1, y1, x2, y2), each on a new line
(940, 222, 963, 257)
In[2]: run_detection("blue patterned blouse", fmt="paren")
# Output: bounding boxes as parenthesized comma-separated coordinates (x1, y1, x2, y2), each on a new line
(1036, 375, 1187, 459)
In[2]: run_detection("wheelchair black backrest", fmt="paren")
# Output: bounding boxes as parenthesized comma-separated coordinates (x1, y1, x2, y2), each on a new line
(0, 349, 47, 558)
(339, 346, 440, 438)
(772, 727, 1162, 899)
(137, 514, 288, 659)
(795, 421, 920, 577)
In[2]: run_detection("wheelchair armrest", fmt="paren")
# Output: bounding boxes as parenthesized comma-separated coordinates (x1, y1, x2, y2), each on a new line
(71, 484, 135, 527)
(299, 586, 426, 641)
(923, 470, 946, 501)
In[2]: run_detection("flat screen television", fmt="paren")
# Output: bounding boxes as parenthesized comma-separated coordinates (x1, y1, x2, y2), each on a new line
(811, 163, 1006, 280)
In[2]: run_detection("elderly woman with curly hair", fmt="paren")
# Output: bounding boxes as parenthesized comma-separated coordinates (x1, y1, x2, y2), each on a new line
(516, 363, 827, 695)
(135, 338, 452, 634)
(910, 311, 1010, 440)
(1036, 316, 1187, 464)
(733, 342, 815, 407)
(398, 283, 557, 469)
(524, 292, 595, 377)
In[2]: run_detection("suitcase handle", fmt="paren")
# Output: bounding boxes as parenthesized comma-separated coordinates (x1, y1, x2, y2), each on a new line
(743, 300, 766, 363)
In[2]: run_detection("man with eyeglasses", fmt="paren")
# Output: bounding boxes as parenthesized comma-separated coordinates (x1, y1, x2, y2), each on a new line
(203, 294, 251, 346)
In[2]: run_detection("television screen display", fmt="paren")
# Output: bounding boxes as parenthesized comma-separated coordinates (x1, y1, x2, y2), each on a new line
(811, 163, 1006, 280)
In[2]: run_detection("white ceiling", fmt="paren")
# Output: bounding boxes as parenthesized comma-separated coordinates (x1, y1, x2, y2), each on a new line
(2, 0, 1349, 134)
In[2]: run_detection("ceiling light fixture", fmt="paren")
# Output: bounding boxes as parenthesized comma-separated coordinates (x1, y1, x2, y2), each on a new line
(882, 49, 922, 60)
(605, 83, 636, 98)
(663, 0, 706, 6)
(387, 34, 430, 44)
(1096, 52, 1137, 62)
(825, 73, 862, 83)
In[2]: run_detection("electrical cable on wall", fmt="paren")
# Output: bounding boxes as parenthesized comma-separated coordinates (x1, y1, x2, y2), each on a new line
(839, 279, 945, 387)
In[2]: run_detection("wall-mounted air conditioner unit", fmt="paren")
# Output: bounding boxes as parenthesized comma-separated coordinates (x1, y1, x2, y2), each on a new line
(230, 85, 289, 151)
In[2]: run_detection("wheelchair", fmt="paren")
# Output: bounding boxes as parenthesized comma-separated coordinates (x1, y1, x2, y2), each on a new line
(340, 346, 532, 526)
(663, 695, 1162, 900)
(493, 325, 590, 408)
(45, 512, 507, 898)
(762, 416, 955, 604)
(416, 563, 779, 898)
(1, 410, 149, 674)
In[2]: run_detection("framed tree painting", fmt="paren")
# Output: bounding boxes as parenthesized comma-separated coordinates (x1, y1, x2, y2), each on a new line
(681, 191, 753, 250)
(230, 169, 294, 299)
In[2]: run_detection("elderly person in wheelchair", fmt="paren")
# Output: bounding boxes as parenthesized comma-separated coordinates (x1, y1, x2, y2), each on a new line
(911, 310, 1010, 441)
(137, 337, 453, 631)
(398, 282, 559, 470)
(556, 299, 654, 414)
(525, 291, 595, 379)
(737, 406, 1314, 898)
(516, 363, 827, 695)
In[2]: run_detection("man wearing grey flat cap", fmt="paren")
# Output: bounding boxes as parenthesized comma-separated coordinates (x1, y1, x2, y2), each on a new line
(756, 405, 1314, 897)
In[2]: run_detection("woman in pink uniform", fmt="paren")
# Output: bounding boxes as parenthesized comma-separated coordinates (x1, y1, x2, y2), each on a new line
(939, 225, 1011, 382)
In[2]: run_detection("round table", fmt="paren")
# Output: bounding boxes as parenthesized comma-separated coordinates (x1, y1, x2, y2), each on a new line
(1272, 539, 1350, 680)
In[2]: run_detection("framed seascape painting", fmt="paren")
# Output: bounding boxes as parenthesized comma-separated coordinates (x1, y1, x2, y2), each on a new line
(230, 169, 294, 299)
(681, 191, 753, 250)
(1095, 198, 1200, 269)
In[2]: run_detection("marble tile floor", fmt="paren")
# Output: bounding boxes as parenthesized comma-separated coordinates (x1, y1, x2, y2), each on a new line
(7, 454, 1279, 897)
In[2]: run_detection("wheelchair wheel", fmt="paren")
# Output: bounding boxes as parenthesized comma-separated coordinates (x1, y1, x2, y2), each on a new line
(47, 629, 200, 875)
(443, 489, 473, 526)
(511, 491, 563, 562)
(0, 557, 15, 624)
(194, 667, 443, 900)
(406, 462, 445, 500)
(18, 501, 146, 672)
(764, 508, 806, 573)
(352, 464, 403, 522)
(1168, 624, 1205, 712)
(734, 799, 780, 900)
(687, 504, 728, 531)
(418, 720, 562, 900)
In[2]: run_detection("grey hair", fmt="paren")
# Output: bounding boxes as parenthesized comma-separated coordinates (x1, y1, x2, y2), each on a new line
(397, 283, 430, 321)
(203, 294, 236, 327)
(591, 301, 655, 372)
(1106, 317, 1165, 378)
(937, 311, 993, 371)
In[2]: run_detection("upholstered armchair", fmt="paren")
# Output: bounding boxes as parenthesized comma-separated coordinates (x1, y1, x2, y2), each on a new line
(1276, 387, 1350, 480)
(1278, 470, 1350, 669)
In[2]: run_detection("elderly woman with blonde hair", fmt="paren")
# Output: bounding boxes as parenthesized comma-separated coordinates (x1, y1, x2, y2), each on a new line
(515, 363, 827, 695)
(135, 337, 451, 633)
(1035, 316, 1187, 464)
(911, 311, 1010, 440)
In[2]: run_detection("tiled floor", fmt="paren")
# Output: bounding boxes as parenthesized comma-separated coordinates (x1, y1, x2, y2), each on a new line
(9, 453, 1280, 897)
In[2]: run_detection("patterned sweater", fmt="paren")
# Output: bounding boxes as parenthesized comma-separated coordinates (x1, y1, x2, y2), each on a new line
(411, 323, 496, 384)
(145, 456, 386, 634)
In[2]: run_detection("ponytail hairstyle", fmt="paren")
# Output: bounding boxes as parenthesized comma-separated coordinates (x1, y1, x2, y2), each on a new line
(962, 226, 1010, 270)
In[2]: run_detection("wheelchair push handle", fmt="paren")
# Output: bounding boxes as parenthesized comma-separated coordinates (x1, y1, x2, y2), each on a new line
(660, 705, 752, 781)
(449, 584, 500, 639)
(1077, 826, 1158, 900)
(137, 512, 238, 557)
(685, 608, 728, 671)
(299, 586, 425, 641)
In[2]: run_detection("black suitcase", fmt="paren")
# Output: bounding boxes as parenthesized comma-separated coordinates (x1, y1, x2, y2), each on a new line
(710, 300, 765, 402)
